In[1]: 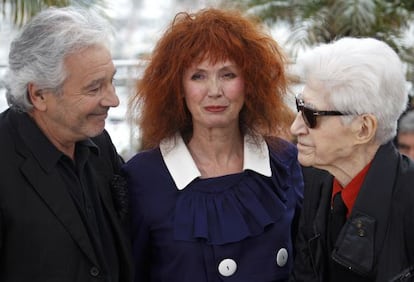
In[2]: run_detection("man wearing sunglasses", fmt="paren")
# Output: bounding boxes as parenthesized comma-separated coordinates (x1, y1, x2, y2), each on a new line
(289, 37, 414, 282)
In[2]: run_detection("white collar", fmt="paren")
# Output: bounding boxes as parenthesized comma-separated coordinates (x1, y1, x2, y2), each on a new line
(160, 133, 271, 190)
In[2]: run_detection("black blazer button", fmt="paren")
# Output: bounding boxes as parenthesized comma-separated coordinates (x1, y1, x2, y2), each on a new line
(90, 266, 100, 277)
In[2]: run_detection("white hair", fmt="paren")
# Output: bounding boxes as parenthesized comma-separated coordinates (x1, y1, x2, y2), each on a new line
(297, 37, 408, 144)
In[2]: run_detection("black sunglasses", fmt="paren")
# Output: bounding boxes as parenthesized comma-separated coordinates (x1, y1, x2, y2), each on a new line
(295, 97, 346, 128)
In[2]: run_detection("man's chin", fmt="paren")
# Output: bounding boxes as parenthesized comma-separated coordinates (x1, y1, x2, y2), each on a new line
(298, 155, 314, 167)
(86, 125, 105, 138)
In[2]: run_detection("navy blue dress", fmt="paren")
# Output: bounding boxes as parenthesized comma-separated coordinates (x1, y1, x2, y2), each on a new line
(122, 136, 303, 282)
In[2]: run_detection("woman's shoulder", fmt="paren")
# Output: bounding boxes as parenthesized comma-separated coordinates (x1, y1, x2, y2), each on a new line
(121, 147, 177, 195)
(122, 147, 164, 175)
(265, 136, 298, 166)
(125, 147, 160, 164)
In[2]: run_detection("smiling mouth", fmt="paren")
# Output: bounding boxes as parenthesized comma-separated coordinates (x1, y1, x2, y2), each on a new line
(90, 112, 108, 119)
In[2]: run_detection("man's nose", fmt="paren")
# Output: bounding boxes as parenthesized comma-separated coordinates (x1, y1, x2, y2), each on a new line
(102, 86, 120, 107)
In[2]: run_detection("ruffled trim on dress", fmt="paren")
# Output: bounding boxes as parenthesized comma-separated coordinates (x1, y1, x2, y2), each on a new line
(173, 142, 296, 245)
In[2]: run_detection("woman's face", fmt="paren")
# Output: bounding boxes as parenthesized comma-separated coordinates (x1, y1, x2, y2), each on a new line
(290, 84, 357, 172)
(182, 58, 245, 131)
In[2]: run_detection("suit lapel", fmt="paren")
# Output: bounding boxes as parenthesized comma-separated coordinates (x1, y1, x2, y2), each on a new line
(20, 158, 99, 265)
(89, 153, 134, 279)
(307, 170, 333, 276)
(9, 110, 99, 265)
(93, 156, 131, 257)
(313, 175, 333, 242)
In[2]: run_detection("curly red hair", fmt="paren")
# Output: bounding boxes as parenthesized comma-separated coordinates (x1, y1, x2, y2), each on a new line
(130, 8, 294, 149)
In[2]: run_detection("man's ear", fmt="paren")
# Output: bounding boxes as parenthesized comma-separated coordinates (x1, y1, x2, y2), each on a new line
(353, 114, 377, 144)
(27, 82, 47, 111)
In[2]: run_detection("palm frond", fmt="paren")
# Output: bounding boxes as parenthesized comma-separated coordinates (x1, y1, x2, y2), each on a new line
(0, 0, 104, 27)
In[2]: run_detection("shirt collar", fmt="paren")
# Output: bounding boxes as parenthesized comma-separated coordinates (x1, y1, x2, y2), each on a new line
(332, 161, 372, 217)
(16, 111, 99, 172)
(160, 133, 271, 190)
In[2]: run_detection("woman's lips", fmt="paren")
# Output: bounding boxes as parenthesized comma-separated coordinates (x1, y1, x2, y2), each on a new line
(204, 106, 227, 112)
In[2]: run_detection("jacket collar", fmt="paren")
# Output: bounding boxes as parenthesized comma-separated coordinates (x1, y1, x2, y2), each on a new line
(160, 133, 271, 190)
(12, 109, 99, 173)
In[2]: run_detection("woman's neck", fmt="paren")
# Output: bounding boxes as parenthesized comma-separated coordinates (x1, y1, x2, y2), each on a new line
(187, 128, 244, 178)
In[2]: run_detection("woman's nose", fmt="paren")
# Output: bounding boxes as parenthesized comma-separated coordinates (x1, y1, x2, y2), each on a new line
(207, 78, 223, 97)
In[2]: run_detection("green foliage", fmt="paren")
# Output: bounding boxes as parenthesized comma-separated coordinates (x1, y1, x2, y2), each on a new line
(0, 0, 103, 27)
(223, 0, 414, 96)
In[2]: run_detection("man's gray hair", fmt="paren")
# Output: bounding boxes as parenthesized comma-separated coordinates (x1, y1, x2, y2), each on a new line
(4, 6, 113, 111)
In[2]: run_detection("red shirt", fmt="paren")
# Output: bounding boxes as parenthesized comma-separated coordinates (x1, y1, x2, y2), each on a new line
(332, 162, 372, 218)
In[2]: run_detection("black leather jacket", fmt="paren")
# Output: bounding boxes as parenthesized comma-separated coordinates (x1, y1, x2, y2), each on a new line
(290, 142, 414, 282)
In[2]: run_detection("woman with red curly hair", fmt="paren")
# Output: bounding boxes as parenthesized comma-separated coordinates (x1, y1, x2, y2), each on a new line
(122, 8, 303, 282)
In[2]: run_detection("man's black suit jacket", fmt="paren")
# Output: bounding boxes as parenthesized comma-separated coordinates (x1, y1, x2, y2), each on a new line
(0, 108, 134, 282)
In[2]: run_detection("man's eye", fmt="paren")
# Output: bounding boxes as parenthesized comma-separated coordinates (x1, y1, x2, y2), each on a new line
(87, 86, 101, 95)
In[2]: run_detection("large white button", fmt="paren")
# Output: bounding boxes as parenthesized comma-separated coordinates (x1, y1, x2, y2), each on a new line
(276, 248, 288, 267)
(218, 258, 237, 277)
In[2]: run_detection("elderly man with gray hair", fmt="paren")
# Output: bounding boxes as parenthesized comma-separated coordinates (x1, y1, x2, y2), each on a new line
(290, 37, 414, 281)
(0, 7, 133, 282)
(397, 109, 414, 160)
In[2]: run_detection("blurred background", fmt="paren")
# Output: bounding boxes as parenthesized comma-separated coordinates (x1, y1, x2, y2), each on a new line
(1, 0, 413, 160)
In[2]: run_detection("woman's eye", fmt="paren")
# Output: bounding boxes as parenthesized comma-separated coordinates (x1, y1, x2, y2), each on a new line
(223, 72, 236, 79)
(191, 73, 204, 80)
